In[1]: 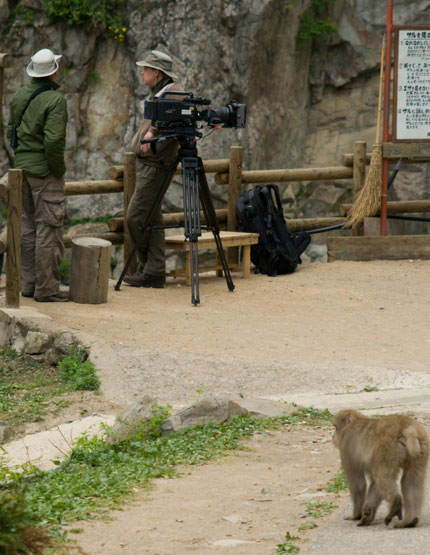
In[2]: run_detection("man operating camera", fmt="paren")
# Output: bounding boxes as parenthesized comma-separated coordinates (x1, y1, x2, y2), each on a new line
(125, 50, 184, 289)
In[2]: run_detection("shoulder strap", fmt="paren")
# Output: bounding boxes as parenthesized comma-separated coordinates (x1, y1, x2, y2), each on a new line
(16, 85, 54, 128)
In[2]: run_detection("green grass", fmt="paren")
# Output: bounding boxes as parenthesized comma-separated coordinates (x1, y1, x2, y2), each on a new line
(0, 408, 333, 543)
(0, 348, 100, 428)
(306, 501, 337, 518)
(277, 531, 300, 554)
(57, 347, 100, 391)
(326, 471, 348, 493)
(0, 491, 53, 554)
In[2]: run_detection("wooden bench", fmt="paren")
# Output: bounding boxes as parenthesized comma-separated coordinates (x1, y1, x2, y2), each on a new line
(166, 231, 259, 285)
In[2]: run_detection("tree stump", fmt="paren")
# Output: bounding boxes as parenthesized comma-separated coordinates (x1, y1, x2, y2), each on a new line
(70, 237, 111, 304)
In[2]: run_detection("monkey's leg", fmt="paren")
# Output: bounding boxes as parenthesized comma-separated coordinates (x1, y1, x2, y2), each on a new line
(358, 481, 381, 526)
(394, 464, 426, 528)
(373, 467, 403, 527)
(345, 470, 367, 520)
(384, 494, 402, 526)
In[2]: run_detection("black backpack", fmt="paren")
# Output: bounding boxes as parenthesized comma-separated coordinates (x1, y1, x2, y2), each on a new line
(236, 184, 311, 276)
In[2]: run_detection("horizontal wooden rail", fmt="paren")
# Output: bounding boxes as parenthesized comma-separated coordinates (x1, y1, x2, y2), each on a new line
(286, 217, 346, 232)
(108, 159, 229, 180)
(107, 209, 228, 232)
(106, 213, 345, 234)
(341, 153, 372, 167)
(214, 166, 353, 185)
(340, 200, 430, 217)
(65, 180, 123, 195)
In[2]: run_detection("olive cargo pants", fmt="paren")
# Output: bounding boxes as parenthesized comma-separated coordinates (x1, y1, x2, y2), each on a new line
(21, 173, 65, 297)
(126, 163, 175, 277)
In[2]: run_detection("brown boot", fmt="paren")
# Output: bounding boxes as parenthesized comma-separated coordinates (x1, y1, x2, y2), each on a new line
(124, 271, 164, 288)
(34, 291, 69, 302)
(123, 271, 146, 287)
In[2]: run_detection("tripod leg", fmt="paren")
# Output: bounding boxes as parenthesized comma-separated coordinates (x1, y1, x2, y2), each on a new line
(114, 165, 176, 291)
(182, 157, 201, 305)
(198, 162, 235, 292)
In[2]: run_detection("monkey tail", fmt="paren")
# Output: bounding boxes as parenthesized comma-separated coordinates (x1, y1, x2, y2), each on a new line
(402, 426, 422, 458)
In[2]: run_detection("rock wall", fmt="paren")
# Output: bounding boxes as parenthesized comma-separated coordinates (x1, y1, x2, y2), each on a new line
(1, 0, 429, 228)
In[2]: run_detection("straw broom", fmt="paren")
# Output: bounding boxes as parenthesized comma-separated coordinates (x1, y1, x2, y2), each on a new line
(344, 36, 386, 229)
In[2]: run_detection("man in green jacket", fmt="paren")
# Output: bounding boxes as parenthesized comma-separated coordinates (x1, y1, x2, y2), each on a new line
(7, 48, 69, 302)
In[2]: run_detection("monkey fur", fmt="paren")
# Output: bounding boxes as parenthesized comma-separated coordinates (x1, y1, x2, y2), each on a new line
(333, 409, 429, 528)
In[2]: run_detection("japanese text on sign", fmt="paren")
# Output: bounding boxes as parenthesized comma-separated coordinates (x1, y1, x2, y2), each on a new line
(396, 30, 430, 139)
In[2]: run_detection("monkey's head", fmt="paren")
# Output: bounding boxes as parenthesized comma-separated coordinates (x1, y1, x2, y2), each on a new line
(332, 410, 361, 447)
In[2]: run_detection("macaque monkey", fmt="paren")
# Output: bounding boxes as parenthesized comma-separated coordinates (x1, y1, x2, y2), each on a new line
(333, 409, 429, 528)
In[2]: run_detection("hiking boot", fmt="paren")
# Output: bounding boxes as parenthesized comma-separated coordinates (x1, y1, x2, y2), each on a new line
(34, 291, 69, 302)
(142, 273, 164, 289)
(123, 270, 146, 287)
(124, 271, 164, 288)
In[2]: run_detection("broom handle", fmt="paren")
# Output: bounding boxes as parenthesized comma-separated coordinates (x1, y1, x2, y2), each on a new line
(375, 35, 386, 143)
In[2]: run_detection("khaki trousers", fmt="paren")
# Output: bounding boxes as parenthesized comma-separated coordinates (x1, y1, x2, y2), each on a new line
(126, 163, 175, 277)
(21, 173, 65, 297)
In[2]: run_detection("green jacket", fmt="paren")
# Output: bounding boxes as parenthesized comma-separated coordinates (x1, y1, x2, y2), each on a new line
(7, 77, 68, 177)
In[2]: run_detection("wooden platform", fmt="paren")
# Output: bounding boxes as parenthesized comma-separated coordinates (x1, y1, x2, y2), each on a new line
(327, 235, 430, 262)
(166, 231, 259, 285)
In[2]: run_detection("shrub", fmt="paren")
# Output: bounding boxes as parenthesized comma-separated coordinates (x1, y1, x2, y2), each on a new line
(57, 347, 100, 391)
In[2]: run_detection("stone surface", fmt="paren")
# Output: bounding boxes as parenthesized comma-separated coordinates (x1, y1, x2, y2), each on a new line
(24, 330, 51, 354)
(0, 307, 81, 361)
(161, 396, 248, 434)
(107, 395, 158, 443)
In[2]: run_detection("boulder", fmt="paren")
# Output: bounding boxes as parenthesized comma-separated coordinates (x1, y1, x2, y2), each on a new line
(106, 395, 158, 444)
(24, 331, 51, 354)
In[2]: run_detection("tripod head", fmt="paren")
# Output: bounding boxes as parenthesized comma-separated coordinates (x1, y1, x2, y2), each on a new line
(141, 129, 202, 159)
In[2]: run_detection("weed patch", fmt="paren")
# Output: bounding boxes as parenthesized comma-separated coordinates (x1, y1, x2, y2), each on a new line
(57, 347, 100, 391)
(0, 408, 332, 542)
(0, 348, 99, 430)
(0, 490, 53, 554)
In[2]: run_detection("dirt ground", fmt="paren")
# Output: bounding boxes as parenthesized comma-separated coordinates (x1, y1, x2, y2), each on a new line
(12, 259, 430, 553)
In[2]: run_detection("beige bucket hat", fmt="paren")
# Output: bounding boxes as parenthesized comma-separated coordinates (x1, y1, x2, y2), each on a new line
(27, 48, 62, 78)
(136, 50, 178, 80)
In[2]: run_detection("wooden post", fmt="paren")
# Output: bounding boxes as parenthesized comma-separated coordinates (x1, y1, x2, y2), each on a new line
(6, 169, 22, 308)
(69, 237, 112, 303)
(123, 152, 137, 275)
(226, 146, 243, 264)
(352, 141, 367, 236)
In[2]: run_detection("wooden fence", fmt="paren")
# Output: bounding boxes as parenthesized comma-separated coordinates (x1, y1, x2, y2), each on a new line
(4, 140, 430, 307)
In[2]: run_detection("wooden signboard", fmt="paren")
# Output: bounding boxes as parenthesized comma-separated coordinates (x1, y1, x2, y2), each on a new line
(394, 26, 430, 141)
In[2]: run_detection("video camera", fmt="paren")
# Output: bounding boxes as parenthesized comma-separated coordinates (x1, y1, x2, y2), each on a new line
(144, 91, 246, 134)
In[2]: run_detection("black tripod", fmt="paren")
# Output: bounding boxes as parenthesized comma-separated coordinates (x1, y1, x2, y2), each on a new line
(115, 131, 235, 305)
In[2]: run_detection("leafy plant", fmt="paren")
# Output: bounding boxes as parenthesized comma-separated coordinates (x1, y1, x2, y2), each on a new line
(277, 531, 300, 554)
(57, 347, 100, 391)
(0, 490, 53, 554)
(59, 257, 71, 283)
(297, 0, 338, 42)
(0, 350, 75, 426)
(326, 471, 348, 493)
(362, 384, 379, 392)
(44, 0, 127, 39)
(298, 521, 317, 531)
(306, 501, 337, 518)
(0, 409, 333, 538)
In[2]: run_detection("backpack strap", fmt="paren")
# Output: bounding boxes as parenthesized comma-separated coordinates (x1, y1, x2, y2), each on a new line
(16, 85, 55, 128)
(10, 85, 54, 150)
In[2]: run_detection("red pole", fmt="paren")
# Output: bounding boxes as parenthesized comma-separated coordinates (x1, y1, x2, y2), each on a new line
(380, 0, 393, 235)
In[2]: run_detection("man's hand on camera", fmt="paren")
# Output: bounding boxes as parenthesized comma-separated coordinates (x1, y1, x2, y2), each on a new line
(141, 131, 154, 152)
